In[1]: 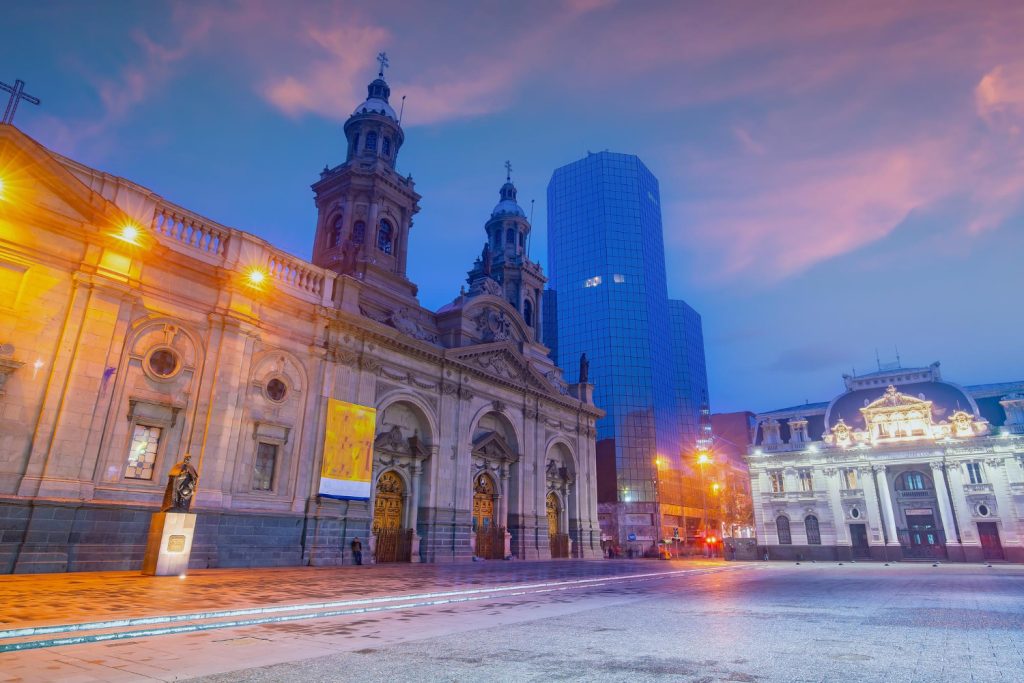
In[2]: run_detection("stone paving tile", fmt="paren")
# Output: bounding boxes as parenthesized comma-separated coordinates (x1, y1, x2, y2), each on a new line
(0, 558, 707, 629)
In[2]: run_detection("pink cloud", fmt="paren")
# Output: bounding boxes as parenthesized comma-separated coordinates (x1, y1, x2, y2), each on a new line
(976, 62, 1024, 135)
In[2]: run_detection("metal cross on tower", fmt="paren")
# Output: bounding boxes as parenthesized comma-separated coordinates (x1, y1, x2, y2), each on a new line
(1, 79, 40, 125)
(505, 160, 512, 181)
(376, 52, 389, 77)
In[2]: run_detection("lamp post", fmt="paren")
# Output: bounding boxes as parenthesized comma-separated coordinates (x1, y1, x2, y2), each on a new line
(697, 450, 710, 557)
(654, 456, 664, 558)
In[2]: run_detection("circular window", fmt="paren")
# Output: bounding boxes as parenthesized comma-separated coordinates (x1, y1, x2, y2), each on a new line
(266, 378, 288, 402)
(977, 503, 990, 517)
(850, 507, 861, 519)
(147, 348, 179, 378)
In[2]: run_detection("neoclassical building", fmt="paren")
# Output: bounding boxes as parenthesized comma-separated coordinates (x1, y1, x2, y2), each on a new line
(747, 363, 1024, 562)
(0, 63, 602, 573)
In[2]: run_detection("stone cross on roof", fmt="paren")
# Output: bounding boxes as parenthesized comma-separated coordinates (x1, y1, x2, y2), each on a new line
(1, 78, 40, 125)
(505, 160, 512, 182)
(377, 52, 390, 77)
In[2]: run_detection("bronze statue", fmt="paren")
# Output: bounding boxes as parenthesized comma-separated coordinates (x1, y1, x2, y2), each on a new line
(579, 352, 589, 384)
(162, 454, 199, 513)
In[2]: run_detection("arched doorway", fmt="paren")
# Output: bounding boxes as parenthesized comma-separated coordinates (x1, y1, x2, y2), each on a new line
(372, 471, 411, 562)
(473, 473, 503, 559)
(547, 492, 569, 558)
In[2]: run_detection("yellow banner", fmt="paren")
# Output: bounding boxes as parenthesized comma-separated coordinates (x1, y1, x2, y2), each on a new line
(319, 398, 376, 500)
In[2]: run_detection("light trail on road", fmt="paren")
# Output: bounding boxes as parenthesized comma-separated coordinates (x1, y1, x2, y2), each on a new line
(0, 565, 741, 653)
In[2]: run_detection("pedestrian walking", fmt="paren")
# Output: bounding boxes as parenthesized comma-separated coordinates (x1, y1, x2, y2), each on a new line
(351, 536, 363, 565)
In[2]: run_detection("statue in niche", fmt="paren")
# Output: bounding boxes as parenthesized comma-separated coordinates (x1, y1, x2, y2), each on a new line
(340, 234, 359, 274)
(481, 244, 493, 277)
(162, 454, 199, 513)
(579, 352, 589, 384)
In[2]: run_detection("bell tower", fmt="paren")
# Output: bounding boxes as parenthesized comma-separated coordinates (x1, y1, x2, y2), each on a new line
(466, 164, 547, 339)
(311, 53, 421, 305)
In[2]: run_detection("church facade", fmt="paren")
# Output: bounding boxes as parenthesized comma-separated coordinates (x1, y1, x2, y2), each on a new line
(0, 64, 602, 573)
(747, 363, 1024, 562)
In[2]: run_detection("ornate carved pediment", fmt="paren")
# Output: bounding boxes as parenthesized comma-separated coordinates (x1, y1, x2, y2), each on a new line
(473, 307, 513, 342)
(375, 426, 432, 460)
(359, 305, 440, 345)
(449, 346, 559, 396)
(375, 425, 409, 454)
(472, 431, 517, 463)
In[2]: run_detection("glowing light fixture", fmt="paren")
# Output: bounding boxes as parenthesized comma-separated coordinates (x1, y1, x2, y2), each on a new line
(697, 452, 711, 465)
(0, 177, 5, 197)
(116, 223, 141, 244)
(246, 267, 268, 286)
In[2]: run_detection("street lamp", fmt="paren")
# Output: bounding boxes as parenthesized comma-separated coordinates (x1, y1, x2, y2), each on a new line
(697, 450, 711, 556)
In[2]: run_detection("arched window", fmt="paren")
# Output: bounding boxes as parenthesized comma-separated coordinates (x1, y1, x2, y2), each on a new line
(328, 214, 344, 248)
(377, 219, 393, 254)
(901, 471, 926, 491)
(365, 131, 378, 152)
(523, 299, 533, 327)
(805, 515, 821, 545)
(506, 227, 515, 244)
(352, 220, 366, 244)
(382, 137, 391, 157)
(776, 516, 792, 544)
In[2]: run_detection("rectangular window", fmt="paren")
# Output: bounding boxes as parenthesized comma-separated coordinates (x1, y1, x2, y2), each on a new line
(770, 471, 784, 493)
(843, 468, 859, 490)
(799, 470, 814, 492)
(612, 273, 625, 283)
(584, 275, 602, 288)
(125, 425, 161, 480)
(253, 442, 278, 491)
(966, 462, 983, 485)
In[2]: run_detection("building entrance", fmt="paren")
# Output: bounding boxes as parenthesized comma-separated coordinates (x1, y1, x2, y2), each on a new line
(473, 474, 504, 559)
(547, 492, 569, 558)
(898, 510, 946, 560)
(372, 471, 411, 563)
(978, 522, 1004, 560)
(849, 523, 871, 558)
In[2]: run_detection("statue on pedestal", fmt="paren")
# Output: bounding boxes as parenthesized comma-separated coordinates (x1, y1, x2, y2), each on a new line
(162, 454, 199, 512)
(579, 352, 589, 384)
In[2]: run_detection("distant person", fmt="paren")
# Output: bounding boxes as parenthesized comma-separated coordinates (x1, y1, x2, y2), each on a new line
(351, 536, 363, 565)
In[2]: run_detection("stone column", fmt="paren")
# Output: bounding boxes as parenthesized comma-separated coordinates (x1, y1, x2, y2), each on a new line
(987, 458, 1020, 546)
(945, 461, 979, 555)
(408, 458, 424, 562)
(500, 462, 512, 557)
(929, 462, 960, 550)
(823, 468, 850, 546)
(858, 466, 883, 545)
(874, 465, 900, 547)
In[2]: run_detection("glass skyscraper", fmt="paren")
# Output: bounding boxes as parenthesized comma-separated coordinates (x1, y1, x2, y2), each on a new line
(546, 151, 710, 550)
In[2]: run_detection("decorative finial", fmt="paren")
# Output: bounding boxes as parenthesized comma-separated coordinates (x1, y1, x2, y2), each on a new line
(376, 52, 389, 77)
(505, 160, 512, 182)
(1, 78, 40, 125)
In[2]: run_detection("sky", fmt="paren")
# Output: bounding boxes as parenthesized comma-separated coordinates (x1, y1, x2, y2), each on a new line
(4, 0, 1023, 413)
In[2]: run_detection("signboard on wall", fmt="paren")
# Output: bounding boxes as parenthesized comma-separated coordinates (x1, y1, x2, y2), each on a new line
(318, 398, 376, 500)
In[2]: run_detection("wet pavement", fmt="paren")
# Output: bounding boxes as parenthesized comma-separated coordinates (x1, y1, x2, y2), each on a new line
(1, 560, 1022, 681)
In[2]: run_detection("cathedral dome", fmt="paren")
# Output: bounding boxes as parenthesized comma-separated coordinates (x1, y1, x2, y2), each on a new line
(352, 77, 398, 121)
(491, 180, 525, 217)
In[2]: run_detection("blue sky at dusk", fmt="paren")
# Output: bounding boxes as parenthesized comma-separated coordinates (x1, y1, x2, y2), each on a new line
(5, 0, 1023, 412)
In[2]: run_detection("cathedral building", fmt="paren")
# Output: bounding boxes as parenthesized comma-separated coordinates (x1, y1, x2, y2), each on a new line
(747, 362, 1024, 562)
(0, 63, 602, 573)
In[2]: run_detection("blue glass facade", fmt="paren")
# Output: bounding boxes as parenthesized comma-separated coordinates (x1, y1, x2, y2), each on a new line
(669, 299, 712, 453)
(547, 152, 709, 546)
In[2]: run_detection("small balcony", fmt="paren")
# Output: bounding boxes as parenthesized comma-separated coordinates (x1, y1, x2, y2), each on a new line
(840, 488, 864, 499)
(963, 483, 994, 496)
(896, 489, 934, 500)
(1010, 482, 1024, 497)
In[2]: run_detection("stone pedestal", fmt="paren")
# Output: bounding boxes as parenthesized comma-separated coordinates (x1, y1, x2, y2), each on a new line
(142, 512, 196, 576)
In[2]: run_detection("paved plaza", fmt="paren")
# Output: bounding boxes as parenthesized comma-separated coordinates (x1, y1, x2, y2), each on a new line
(1, 560, 1022, 682)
